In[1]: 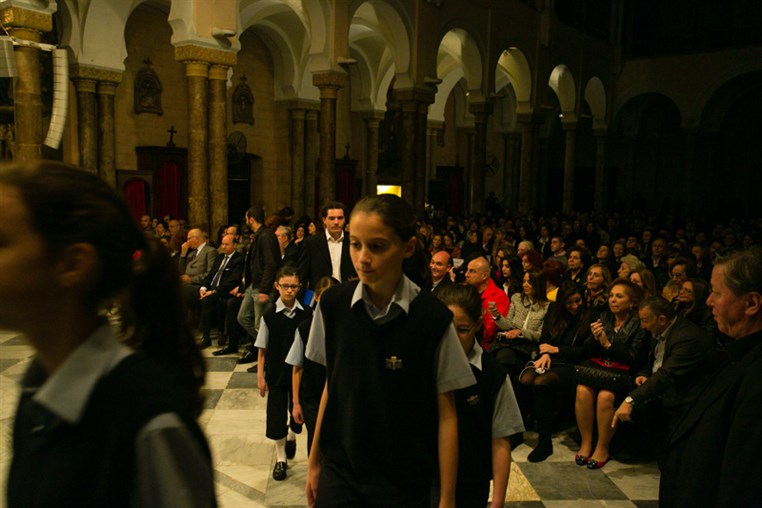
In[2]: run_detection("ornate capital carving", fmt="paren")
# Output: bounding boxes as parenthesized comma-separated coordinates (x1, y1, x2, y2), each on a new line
(468, 101, 494, 117)
(97, 81, 118, 96)
(0, 6, 52, 34)
(73, 78, 97, 94)
(175, 45, 237, 67)
(395, 87, 436, 105)
(312, 71, 347, 95)
(208, 64, 229, 81)
(184, 61, 210, 78)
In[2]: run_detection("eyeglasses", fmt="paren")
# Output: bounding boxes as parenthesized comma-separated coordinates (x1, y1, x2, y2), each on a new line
(278, 284, 300, 290)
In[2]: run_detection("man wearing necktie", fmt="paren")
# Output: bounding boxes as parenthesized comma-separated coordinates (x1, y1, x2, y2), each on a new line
(198, 234, 244, 349)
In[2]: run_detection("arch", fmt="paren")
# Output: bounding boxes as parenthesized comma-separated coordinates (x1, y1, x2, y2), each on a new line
(584, 76, 607, 129)
(495, 48, 532, 106)
(700, 71, 762, 131)
(430, 28, 484, 123)
(548, 64, 576, 119)
(347, 0, 412, 111)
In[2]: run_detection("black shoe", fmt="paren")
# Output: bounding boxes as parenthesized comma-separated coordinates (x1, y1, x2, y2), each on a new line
(213, 346, 238, 356)
(272, 461, 287, 481)
(198, 337, 211, 349)
(246, 362, 258, 373)
(237, 350, 257, 364)
(528, 438, 553, 463)
(286, 439, 296, 459)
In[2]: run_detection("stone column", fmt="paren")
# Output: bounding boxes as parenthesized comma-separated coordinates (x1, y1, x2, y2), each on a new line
(74, 78, 98, 173)
(208, 64, 229, 234)
(2, 7, 53, 162)
(502, 132, 520, 211)
(290, 107, 306, 216)
(184, 61, 210, 230)
(415, 101, 430, 210)
(399, 99, 418, 205)
(594, 129, 608, 211)
(313, 71, 346, 204)
(175, 45, 236, 231)
(305, 109, 319, 217)
(517, 113, 537, 214)
(426, 125, 438, 202)
(364, 112, 383, 197)
(97, 80, 119, 187)
(469, 101, 493, 213)
(562, 121, 577, 214)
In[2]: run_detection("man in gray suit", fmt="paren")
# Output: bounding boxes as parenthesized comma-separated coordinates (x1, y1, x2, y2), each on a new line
(179, 228, 218, 313)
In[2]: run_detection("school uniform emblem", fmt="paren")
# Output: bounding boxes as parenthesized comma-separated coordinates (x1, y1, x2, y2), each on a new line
(466, 394, 480, 406)
(385, 356, 403, 370)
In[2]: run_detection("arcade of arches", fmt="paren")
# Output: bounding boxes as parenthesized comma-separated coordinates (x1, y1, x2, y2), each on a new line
(3, 0, 762, 234)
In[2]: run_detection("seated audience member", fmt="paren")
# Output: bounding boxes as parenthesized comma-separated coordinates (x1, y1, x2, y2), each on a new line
(548, 236, 568, 266)
(612, 296, 714, 432)
(179, 228, 218, 316)
(276, 225, 299, 266)
(566, 246, 588, 290)
(461, 230, 485, 261)
(660, 248, 762, 507)
(629, 268, 658, 298)
(430, 250, 454, 295)
(523, 282, 590, 461)
(434, 284, 524, 508)
(645, 237, 670, 288)
(584, 263, 612, 319)
(543, 259, 565, 302)
(690, 243, 713, 281)
(612, 241, 626, 265)
(674, 278, 727, 350)
(500, 255, 524, 300)
(521, 249, 544, 273)
(517, 240, 534, 258)
(465, 256, 510, 351)
(574, 278, 649, 469)
(491, 270, 550, 376)
(596, 243, 619, 275)
(617, 253, 645, 279)
(197, 234, 244, 351)
(662, 257, 695, 303)
(429, 233, 444, 254)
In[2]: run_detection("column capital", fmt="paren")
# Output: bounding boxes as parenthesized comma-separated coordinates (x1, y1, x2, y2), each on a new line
(362, 109, 385, 123)
(97, 80, 118, 96)
(562, 120, 578, 132)
(208, 64, 229, 81)
(184, 61, 210, 78)
(395, 87, 435, 105)
(279, 98, 321, 111)
(517, 112, 541, 125)
(468, 100, 494, 118)
(70, 64, 123, 84)
(175, 44, 237, 67)
(73, 78, 97, 94)
(0, 6, 52, 35)
(312, 71, 347, 98)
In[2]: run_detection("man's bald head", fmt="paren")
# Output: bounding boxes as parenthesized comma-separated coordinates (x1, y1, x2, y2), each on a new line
(465, 256, 491, 292)
(430, 250, 453, 282)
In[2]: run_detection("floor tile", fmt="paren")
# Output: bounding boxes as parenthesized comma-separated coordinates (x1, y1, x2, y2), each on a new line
(518, 462, 628, 500)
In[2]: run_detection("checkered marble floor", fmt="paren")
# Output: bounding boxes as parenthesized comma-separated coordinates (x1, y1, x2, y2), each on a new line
(0, 330, 660, 507)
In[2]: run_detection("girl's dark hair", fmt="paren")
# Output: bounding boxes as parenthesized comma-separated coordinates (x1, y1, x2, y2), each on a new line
(351, 194, 431, 288)
(547, 280, 586, 338)
(0, 161, 206, 416)
(436, 283, 483, 325)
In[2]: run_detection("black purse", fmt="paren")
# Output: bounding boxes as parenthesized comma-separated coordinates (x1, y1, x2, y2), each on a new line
(574, 357, 632, 393)
(493, 336, 538, 360)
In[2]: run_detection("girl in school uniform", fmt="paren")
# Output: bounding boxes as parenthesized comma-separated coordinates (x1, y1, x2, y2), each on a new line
(304, 194, 475, 507)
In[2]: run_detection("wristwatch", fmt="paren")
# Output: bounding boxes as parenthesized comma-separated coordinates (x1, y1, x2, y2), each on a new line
(624, 396, 634, 405)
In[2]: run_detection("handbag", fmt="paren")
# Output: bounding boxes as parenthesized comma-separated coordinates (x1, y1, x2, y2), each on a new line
(574, 357, 632, 393)
(493, 336, 538, 359)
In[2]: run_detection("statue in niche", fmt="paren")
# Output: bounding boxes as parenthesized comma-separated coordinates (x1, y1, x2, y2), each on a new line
(134, 58, 163, 116)
(232, 75, 254, 125)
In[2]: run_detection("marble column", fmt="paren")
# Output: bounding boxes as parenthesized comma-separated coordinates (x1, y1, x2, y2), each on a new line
(400, 99, 418, 205)
(503, 132, 520, 211)
(415, 102, 430, 211)
(469, 102, 493, 213)
(517, 114, 537, 214)
(74, 78, 97, 173)
(426, 125, 438, 202)
(562, 122, 577, 214)
(290, 107, 306, 216)
(208, 65, 228, 235)
(97, 80, 118, 187)
(185, 61, 210, 231)
(313, 71, 346, 204)
(6, 29, 45, 161)
(305, 109, 319, 217)
(364, 113, 383, 197)
(594, 129, 608, 211)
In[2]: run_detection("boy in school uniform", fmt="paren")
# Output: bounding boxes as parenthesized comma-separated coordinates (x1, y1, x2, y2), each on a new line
(256, 266, 312, 480)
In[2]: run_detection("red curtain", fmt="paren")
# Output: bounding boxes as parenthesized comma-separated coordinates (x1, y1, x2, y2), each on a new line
(157, 161, 180, 219)
(124, 179, 147, 221)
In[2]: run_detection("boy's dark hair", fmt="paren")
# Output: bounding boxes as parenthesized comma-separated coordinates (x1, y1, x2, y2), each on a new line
(276, 265, 300, 282)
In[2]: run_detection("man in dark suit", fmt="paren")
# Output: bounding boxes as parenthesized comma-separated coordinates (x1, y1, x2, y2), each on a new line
(197, 234, 244, 349)
(659, 248, 762, 507)
(430, 250, 454, 296)
(612, 296, 713, 428)
(297, 201, 356, 292)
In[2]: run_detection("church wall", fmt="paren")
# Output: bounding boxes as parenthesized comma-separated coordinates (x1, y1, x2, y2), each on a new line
(116, 4, 188, 170)
(232, 29, 289, 215)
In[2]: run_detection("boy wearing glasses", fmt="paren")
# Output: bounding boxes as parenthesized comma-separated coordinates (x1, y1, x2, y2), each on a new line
(256, 266, 313, 480)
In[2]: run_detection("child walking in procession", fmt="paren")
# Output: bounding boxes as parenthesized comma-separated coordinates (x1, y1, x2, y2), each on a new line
(305, 194, 476, 507)
(256, 266, 312, 480)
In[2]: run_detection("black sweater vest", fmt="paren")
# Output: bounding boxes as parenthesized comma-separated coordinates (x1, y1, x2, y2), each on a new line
(297, 316, 326, 405)
(7, 353, 212, 508)
(263, 305, 312, 386)
(318, 281, 452, 499)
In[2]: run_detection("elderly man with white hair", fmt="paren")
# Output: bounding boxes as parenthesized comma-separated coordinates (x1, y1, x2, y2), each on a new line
(659, 247, 762, 507)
